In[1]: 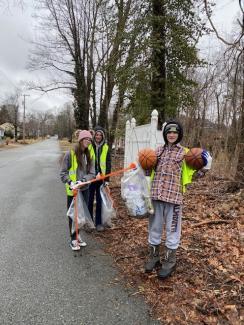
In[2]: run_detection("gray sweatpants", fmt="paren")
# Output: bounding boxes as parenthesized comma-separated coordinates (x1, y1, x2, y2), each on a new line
(148, 200, 182, 249)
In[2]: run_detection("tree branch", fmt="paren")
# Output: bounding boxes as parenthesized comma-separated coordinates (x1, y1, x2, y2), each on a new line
(204, 0, 243, 49)
(192, 220, 231, 228)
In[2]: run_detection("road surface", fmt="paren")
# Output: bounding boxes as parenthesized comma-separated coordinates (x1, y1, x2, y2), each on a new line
(0, 138, 160, 325)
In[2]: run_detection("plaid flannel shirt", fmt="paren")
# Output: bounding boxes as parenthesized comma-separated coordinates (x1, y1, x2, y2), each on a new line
(151, 144, 185, 205)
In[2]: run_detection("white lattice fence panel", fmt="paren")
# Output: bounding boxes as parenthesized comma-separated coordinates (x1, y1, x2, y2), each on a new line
(124, 110, 164, 167)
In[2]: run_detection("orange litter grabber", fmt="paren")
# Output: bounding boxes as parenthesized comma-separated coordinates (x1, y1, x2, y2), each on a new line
(71, 162, 137, 190)
(71, 162, 137, 243)
(72, 189, 79, 243)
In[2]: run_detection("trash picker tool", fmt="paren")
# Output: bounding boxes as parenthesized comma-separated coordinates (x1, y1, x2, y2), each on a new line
(71, 162, 137, 241)
(72, 162, 137, 190)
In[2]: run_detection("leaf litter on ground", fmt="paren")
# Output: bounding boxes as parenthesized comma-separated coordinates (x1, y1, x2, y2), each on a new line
(92, 154, 243, 324)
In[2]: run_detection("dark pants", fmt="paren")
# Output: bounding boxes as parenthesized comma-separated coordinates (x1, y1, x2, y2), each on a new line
(67, 189, 89, 241)
(88, 181, 103, 226)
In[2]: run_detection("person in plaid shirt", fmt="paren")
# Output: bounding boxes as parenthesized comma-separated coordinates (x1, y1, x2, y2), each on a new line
(144, 120, 210, 279)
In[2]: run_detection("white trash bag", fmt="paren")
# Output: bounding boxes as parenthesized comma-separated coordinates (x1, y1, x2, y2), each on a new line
(121, 164, 153, 218)
(100, 184, 116, 227)
(67, 190, 95, 234)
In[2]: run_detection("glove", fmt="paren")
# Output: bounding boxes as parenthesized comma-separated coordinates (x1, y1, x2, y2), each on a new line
(72, 181, 84, 189)
(196, 170, 206, 178)
(201, 150, 209, 166)
(201, 150, 212, 170)
(96, 173, 102, 180)
(67, 180, 75, 190)
(68, 180, 84, 190)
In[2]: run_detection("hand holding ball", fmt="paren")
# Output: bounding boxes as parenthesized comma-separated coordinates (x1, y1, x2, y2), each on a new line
(138, 148, 157, 170)
(184, 148, 205, 170)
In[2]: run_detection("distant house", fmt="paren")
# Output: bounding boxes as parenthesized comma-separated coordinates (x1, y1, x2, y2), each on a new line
(0, 123, 15, 138)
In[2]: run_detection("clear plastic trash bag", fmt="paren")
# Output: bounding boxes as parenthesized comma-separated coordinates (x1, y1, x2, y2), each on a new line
(100, 184, 116, 227)
(121, 164, 154, 218)
(67, 190, 95, 234)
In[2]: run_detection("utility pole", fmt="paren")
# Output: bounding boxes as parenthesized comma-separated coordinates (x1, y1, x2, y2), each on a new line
(22, 94, 30, 143)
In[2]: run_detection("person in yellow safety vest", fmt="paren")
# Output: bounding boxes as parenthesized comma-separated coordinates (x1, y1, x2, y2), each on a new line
(150, 147, 197, 194)
(60, 130, 95, 251)
(144, 120, 212, 279)
(88, 126, 111, 232)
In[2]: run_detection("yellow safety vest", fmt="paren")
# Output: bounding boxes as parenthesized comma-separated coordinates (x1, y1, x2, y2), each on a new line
(150, 147, 196, 193)
(181, 148, 196, 193)
(88, 143, 109, 175)
(65, 149, 78, 196)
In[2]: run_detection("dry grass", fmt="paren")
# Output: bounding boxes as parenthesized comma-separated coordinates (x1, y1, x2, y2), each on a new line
(58, 139, 73, 166)
(59, 139, 73, 153)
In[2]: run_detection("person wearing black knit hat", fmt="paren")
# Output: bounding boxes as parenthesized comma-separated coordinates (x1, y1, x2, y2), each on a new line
(144, 119, 211, 279)
(162, 120, 183, 144)
(88, 126, 111, 231)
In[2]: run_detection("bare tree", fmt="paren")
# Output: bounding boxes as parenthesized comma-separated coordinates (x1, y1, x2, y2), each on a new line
(54, 104, 75, 139)
(1, 91, 21, 141)
(29, 0, 105, 128)
(204, 0, 244, 185)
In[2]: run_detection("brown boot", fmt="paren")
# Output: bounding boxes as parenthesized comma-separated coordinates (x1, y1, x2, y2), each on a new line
(158, 247, 176, 279)
(144, 245, 160, 273)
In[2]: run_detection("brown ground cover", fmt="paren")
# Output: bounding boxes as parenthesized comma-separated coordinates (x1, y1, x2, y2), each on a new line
(59, 141, 243, 324)
(93, 153, 243, 325)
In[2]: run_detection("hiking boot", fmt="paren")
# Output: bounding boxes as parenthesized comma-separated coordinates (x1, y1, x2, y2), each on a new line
(158, 247, 176, 279)
(70, 240, 80, 251)
(144, 245, 160, 273)
(77, 234, 87, 247)
(96, 225, 105, 232)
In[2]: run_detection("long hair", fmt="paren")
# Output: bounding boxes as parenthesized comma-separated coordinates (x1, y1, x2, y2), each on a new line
(74, 143, 91, 172)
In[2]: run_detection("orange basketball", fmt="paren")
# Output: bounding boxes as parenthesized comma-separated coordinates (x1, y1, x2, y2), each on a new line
(184, 147, 204, 170)
(138, 148, 157, 170)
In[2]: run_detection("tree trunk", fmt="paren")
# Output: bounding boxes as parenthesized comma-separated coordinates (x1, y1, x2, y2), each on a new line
(73, 57, 89, 129)
(151, 0, 166, 129)
(91, 75, 97, 127)
(109, 89, 124, 146)
(98, 0, 132, 129)
(235, 54, 244, 186)
(98, 73, 114, 129)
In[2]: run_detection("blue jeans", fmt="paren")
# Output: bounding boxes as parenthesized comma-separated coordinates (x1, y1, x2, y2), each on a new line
(88, 181, 103, 226)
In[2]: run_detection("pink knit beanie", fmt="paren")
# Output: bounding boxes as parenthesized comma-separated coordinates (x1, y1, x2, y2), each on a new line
(78, 130, 92, 142)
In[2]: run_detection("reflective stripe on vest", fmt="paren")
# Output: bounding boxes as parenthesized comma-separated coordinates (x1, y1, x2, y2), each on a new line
(88, 143, 108, 175)
(65, 149, 77, 196)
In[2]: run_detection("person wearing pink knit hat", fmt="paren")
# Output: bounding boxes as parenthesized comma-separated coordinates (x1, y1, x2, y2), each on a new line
(60, 130, 95, 251)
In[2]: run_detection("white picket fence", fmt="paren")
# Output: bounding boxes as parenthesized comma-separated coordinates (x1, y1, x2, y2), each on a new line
(124, 109, 165, 167)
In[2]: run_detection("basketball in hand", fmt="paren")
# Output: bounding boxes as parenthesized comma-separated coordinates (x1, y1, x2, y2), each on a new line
(138, 148, 157, 170)
(184, 148, 204, 170)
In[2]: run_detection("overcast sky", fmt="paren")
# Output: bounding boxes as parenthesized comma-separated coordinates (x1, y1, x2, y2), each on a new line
(0, 0, 241, 114)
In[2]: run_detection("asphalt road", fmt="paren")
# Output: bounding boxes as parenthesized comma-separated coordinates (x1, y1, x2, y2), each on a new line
(0, 138, 160, 325)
